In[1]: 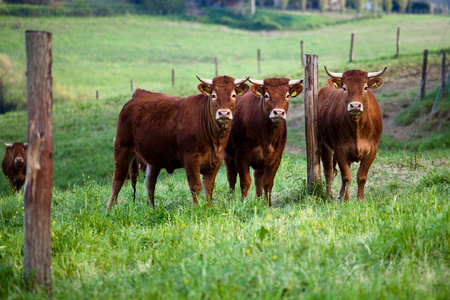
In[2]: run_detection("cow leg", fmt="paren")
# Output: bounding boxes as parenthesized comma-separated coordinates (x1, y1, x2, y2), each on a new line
(202, 163, 221, 207)
(237, 162, 251, 198)
(107, 149, 135, 211)
(184, 159, 202, 205)
(334, 152, 352, 201)
(320, 145, 334, 197)
(254, 169, 264, 198)
(145, 164, 160, 208)
(224, 154, 237, 193)
(262, 161, 282, 207)
(129, 156, 139, 203)
(356, 149, 377, 201)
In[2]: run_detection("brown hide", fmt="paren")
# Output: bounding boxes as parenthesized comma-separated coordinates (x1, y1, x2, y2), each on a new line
(107, 77, 249, 210)
(225, 77, 303, 206)
(318, 68, 385, 201)
(2, 142, 28, 191)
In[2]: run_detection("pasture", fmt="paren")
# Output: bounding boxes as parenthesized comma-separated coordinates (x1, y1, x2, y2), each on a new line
(0, 11, 449, 299)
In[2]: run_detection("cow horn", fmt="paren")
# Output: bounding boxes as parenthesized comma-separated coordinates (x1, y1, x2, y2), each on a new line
(289, 78, 304, 85)
(324, 65, 342, 78)
(0, 139, 12, 147)
(234, 76, 250, 85)
(368, 66, 388, 78)
(248, 78, 264, 86)
(196, 75, 213, 85)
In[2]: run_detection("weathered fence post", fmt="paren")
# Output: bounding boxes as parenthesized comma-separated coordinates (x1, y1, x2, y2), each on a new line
(350, 33, 355, 62)
(442, 51, 446, 99)
(396, 27, 400, 57)
(215, 57, 219, 77)
(130, 80, 133, 92)
(304, 54, 321, 190)
(421, 49, 428, 100)
(172, 68, 175, 87)
(300, 40, 305, 67)
(96, 90, 98, 100)
(24, 30, 53, 293)
(257, 49, 261, 74)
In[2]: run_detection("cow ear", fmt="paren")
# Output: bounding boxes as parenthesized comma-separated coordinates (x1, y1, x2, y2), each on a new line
(327, 78, 342, 89)
(250, 84, 264, 96)
(368, 78, 383, 89)
(289, 85, 303, 98)
(6, 147, 11, 152)
(198, 83, 212, 96)
(235, 83, 249, 96)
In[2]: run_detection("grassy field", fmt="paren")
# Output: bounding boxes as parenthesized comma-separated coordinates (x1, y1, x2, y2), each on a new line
(0, 11, 449, 299)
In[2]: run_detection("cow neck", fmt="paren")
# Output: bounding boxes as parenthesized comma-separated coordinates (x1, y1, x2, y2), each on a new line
(344, 103, 372, 141)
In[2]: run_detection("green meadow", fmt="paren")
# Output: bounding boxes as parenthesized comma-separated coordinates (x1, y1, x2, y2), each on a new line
(0, 11, 449, 299)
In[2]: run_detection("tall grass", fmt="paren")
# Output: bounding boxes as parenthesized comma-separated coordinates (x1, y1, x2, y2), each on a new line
(0, 151, 449, 298)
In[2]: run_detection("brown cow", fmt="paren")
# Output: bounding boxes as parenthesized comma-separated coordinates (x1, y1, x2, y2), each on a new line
(224, 77, 303, 206)
(107, 75, 249, 210)
(318, 65, 387, 201)
(1, 140, 28, 191)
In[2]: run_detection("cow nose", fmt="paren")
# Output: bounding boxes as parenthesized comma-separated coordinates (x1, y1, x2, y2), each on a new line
(348, 102, 363, 115)
(15, 157, 24, 165)
(270, 109, 286, 121)
(216, 109, 232, 122)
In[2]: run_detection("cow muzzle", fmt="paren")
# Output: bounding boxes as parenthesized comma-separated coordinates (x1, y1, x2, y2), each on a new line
(270, 109, 286, 122)
(216, 109, 232, 123)
(14, 157, 24, 167)
(347, 102, 363, 115)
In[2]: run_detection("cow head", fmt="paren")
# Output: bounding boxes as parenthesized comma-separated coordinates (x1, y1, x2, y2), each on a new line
(249, 77, 303, 123)
(324, 65, 387, 116)
(1, 140, 28, 168)
(197, 75, 249, 125)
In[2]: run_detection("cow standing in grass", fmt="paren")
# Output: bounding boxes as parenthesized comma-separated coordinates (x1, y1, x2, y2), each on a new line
(318, 65, 387, 201)
(107, 75, 249, 210)
(225, 77, 303, 206)
(1, 140, 27, 191)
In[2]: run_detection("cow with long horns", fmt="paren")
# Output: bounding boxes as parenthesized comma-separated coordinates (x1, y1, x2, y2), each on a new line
(1, 140, 28, 191)
(107, 75, 249, 210)
(318, 65, 387, 201)
(225, 77, 303, 206)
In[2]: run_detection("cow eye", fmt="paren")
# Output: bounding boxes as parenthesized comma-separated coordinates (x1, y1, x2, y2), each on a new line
(211, 93, 217, 100)
(364, 86, 368, 91)
(286, 93, 290, 100)
(264, 93, 269, 100)
(343, 87, 347, 92)
(231, 93, 236, 99)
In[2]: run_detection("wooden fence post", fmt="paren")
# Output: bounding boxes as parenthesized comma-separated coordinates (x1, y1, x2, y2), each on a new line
(442, 51, 446, 99)
(96, 90, 99, 100)
(350, 33, 355, 62)
(300, 40, 305, 67)
(257, 49, 261, 74)
(24, 30, 53, 293)
(130, 80, 133, 92)
(304, 54, 321, 190)
(421, 49, 428, 100)
(215, 57, 219, 77)
(396, 27, 401, 57)
(172, 68, 175, 87)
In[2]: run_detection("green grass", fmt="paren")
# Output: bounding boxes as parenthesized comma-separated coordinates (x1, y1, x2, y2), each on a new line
(0, 151, 449, 298)
(0, 12, 449, 299)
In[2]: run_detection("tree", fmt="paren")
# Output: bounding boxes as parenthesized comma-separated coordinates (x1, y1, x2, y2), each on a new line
(319, 0, 327, 12)
(383, 0, 393, 13)
(397, 0, 408, 12)
(340, 0, 346, 12)
(281, 0, 289, 10)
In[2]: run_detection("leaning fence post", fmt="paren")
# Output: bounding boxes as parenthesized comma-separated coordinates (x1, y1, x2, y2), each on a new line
(24, 30, 53, 293)
(421, 49, 428, 100)
(172, 69, 175, 87)
(304, 54, 321, 191)
(300, 40, 305, 67)
(130, 80, 133, 92)
(396, 27, 400, 57)
(215, 58, 219, 77)
(442, 51, 446, 99)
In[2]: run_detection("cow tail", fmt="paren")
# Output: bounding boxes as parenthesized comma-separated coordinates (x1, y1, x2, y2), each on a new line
(128, 156, 139, 202)
(332, 155, 338, 178)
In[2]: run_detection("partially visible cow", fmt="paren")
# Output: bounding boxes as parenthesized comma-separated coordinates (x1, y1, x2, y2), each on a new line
(224, 77, 303, 206)
(1, 140, 28, 191)
(318, 65, 387, 201)
(107, 75, 249, 210)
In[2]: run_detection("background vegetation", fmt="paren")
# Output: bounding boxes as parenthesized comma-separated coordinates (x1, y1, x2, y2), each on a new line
(0, 7, 449, 299)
